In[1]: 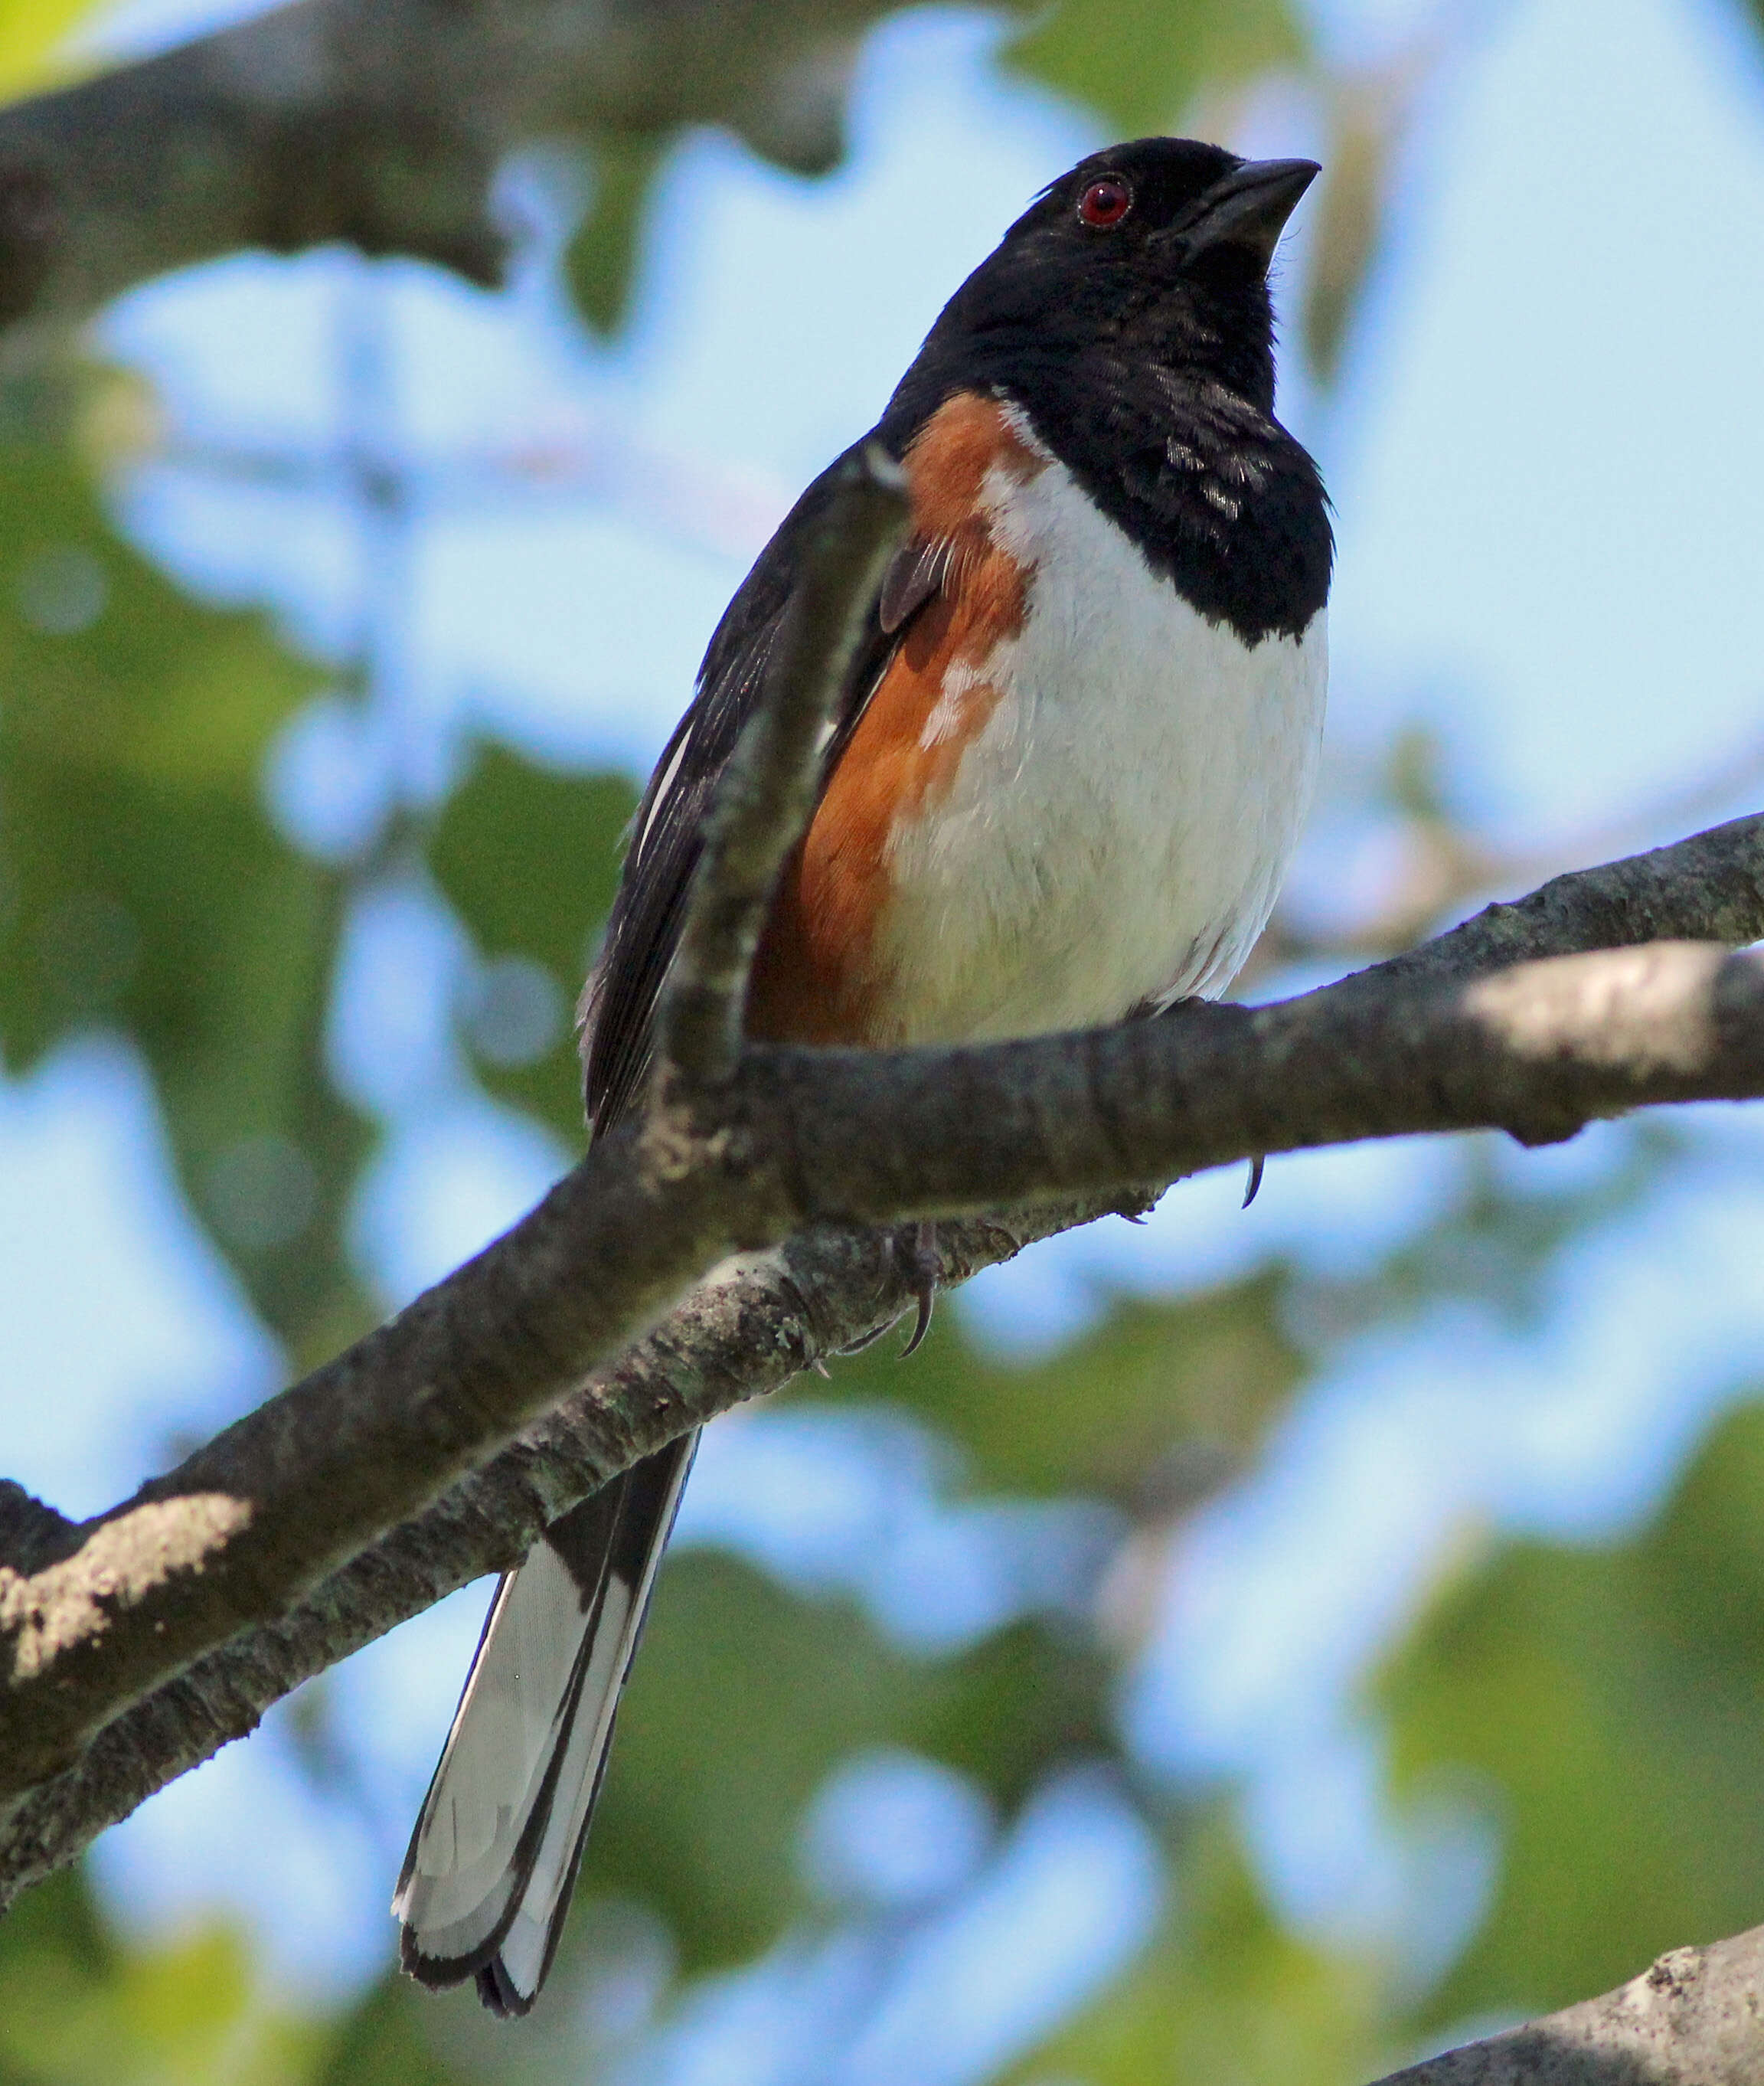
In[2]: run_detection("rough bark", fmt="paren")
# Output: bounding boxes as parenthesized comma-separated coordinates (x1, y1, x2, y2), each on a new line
(1374, 1927, 1764, 2084)
(4, 824, 1764, 1902)
(0, 0, 907, 344)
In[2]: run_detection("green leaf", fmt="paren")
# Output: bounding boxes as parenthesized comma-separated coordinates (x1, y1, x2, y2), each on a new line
(1004, 0, 1308, 139)
(0, 401, 376, 1367)
(1381, 1398, 1764, 2026)
(914, 1616, 1115, 1810)
(0, 1865, 113, 1983)
(582, 1551, 920, 1968)
(427, 738, 637, 1144)
(564, 133, 669, 337)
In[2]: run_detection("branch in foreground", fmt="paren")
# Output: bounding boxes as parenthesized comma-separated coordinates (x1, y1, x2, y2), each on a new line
(658, 442, 906, 1087)
(1372, 1924, 1764, 2084)
(2, 815, 1764, 1902)
(0, 1197, 1126, 1909)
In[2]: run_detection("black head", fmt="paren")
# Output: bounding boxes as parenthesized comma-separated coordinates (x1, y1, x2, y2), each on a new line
(1008, 137, 1316, 286)
(882, 138, 1331, 646)
(892, 139, 1317, 420)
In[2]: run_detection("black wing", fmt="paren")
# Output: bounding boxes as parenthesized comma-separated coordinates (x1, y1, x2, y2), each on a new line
(580, 440, 948, 1131)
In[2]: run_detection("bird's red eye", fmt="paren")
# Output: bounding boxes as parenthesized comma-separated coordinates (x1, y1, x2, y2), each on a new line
(1078, 176, 1132, 229)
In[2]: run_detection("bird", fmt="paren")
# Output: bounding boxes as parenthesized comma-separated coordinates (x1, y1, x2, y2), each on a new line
(394, 134, 1333, 2016)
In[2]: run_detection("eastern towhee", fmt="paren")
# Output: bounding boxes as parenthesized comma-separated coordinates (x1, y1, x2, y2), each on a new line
(395, 136, 1333, 2014)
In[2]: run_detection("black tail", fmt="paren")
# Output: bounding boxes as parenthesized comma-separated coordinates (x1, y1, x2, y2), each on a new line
(393, 1435, 697, 2014)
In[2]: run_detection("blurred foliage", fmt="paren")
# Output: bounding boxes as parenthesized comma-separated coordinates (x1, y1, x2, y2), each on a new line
(9, 2, 1764, 2084)
(310, 1975, 468, 2086)
(0, 385, 642, 1374)
(1007, 1820, 1389, 2086)
(593, 1553, 924, 1969)
(0, 374, 376, 1371)
(821, 1264, 1306, 1502)
(1302, 81, 1393, 382)
(0, 1871, 319, 2086)
(0, 1866, 475, 2086)
(1004, 0, 1307, 140)
(1383, 1396, 1764, 2032)
(589, 1552, 1112, 1971)
(430, 739, 636, 1142)
(1301, 1126, 1681, 1350)
(565, 132, 670, 338)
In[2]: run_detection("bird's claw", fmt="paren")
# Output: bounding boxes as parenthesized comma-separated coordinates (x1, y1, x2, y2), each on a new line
(899, 1218, 939, 1357)
(832, 1220, 941, 1356)
(835, 1318, 893, 1355)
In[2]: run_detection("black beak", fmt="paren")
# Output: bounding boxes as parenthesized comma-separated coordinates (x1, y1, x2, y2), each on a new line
(1173, 157, 1319, 269)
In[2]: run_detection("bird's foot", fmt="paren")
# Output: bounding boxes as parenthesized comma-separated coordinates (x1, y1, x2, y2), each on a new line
(834, 1221, 942, 1356)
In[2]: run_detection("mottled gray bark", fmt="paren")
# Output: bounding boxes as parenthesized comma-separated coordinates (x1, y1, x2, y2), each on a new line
(1374, 1927, 1764, 2084)
(5, 833, 1764, 1904)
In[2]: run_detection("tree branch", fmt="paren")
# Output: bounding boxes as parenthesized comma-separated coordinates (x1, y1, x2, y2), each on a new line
(0, 0, 906, 342)
(0, 1194, 1129, 1906)
(1371, 1925, 1764, 2084)
(3, 816, 1764, 1903)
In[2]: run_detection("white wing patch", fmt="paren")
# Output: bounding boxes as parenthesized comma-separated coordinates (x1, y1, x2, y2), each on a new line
(635, 729, 694, 854)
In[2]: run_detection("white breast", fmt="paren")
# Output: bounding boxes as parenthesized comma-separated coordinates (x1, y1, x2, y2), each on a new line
(876, 450, 1327, 1045)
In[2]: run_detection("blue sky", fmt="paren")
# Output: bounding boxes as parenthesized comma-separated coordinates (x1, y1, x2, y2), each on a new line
(6, 0, 1764, 2065)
